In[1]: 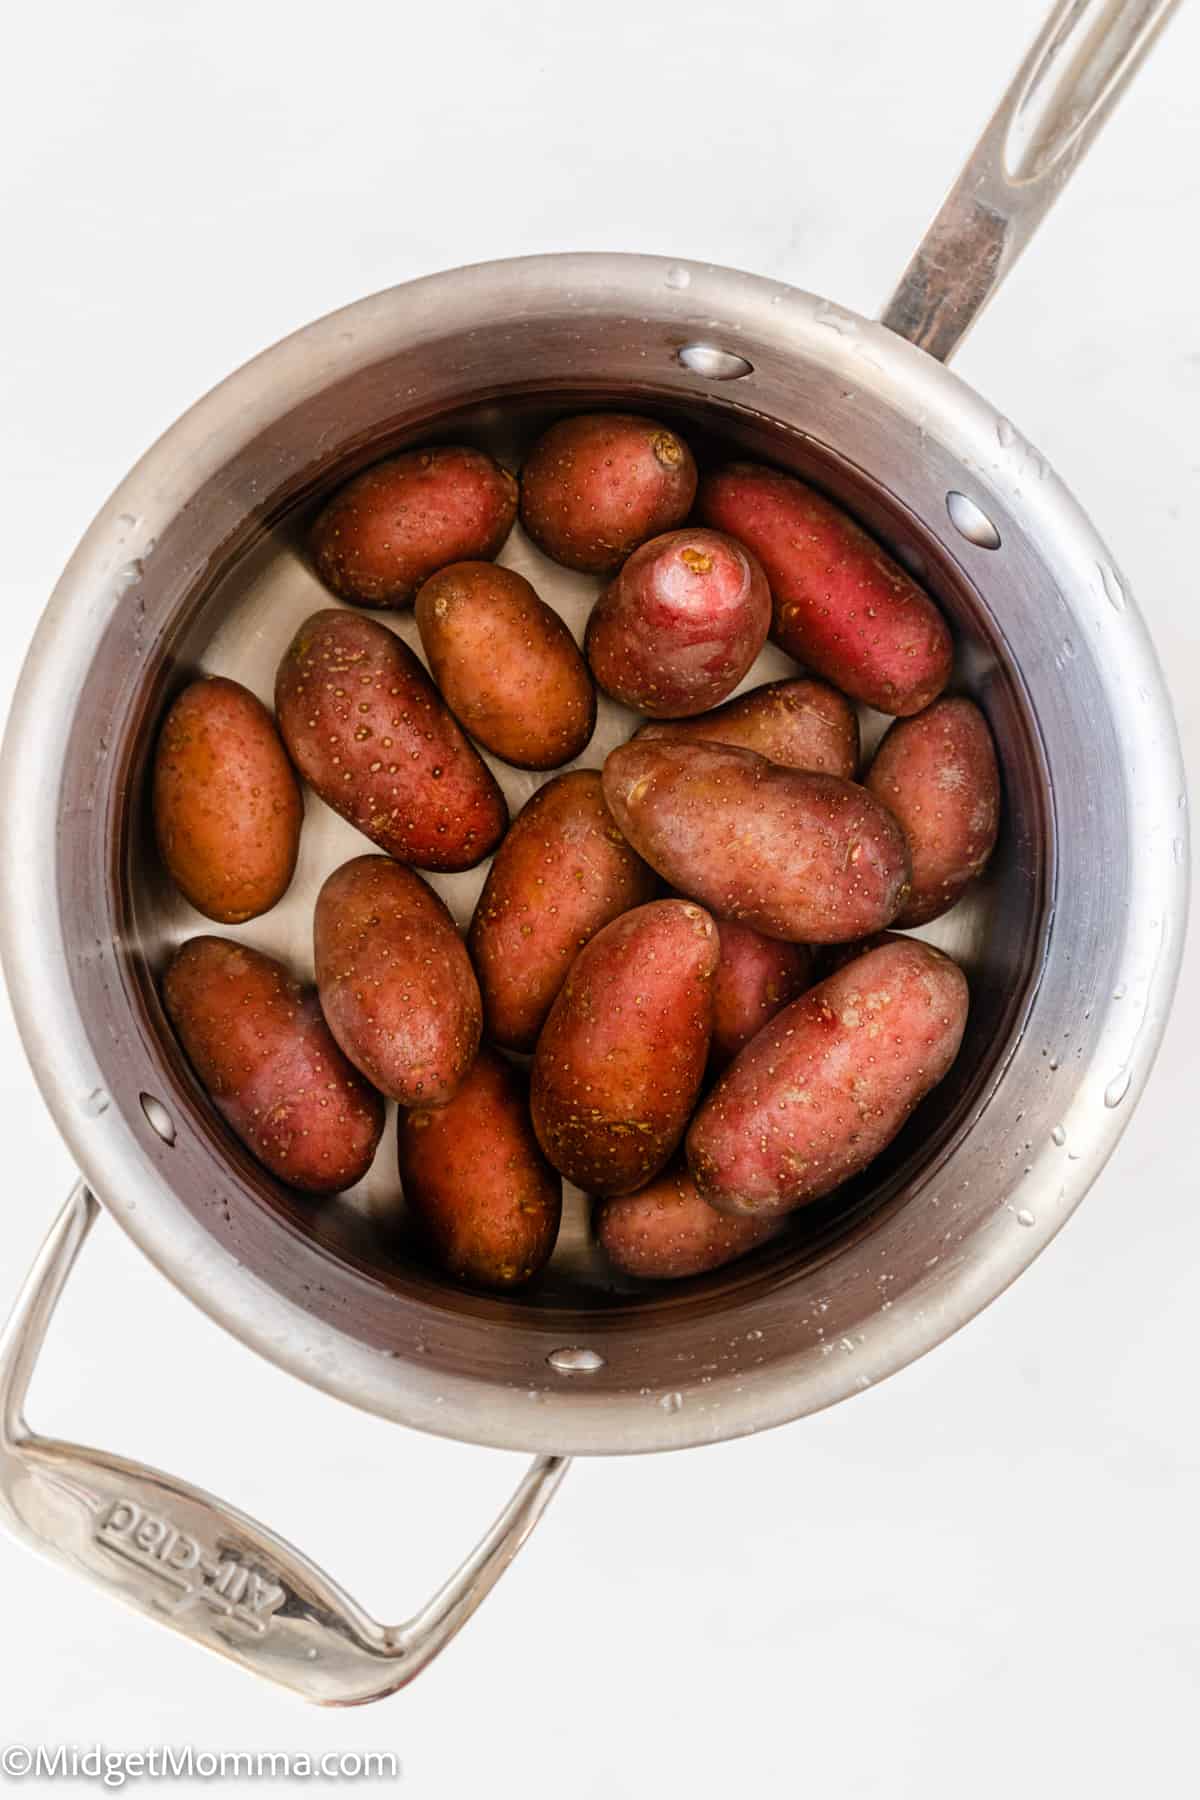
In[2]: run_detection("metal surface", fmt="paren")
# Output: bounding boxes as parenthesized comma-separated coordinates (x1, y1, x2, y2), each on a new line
(0, 0, 1186, 1475)
(0, 246, 1184, 1456)
(882, 0, 1181, 359)
(0, 1185, 567, 1704)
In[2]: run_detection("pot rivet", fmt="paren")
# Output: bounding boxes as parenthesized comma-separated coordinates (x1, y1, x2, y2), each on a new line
(139, 1093, 176, 1145)
(547, 1346, 605, 1375)
(676, 344, 754, 381)
(946, 491, 1001, 549)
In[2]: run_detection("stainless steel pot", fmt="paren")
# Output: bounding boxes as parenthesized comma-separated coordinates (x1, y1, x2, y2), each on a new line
(0, 0, 1187, 1705)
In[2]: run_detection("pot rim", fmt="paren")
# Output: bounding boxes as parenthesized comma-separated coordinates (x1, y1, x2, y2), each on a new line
(0, 252, 1188, 1454)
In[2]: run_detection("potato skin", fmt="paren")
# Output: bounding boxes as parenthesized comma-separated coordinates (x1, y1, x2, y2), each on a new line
(698, 463, 952, 715)
(687, 938, 968, 1218)
(519, 413, 697, 573)
(163, 937, 384, 1194)
(314, 856, 480, 1105)
(603, 739, 911, 944)
(585, 528, 770, 717)
(397, 1048, 561, 1290)
(468, 771, 657, 1052)
(311, 447, 517, 609)
(865, 697, 1001, 926)
(530, 899, 717, 1196)
(595, 1163, 775, 1280)
(711, 920, 813, 1070)
(817, 930, 908, 979)
(275, 609, 507, 871)
(637, 677, 859, 779)
(152, 676, 302, 923)
(415, 561, 595, 769)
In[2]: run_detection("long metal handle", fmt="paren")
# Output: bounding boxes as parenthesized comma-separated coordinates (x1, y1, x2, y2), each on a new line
(0, 1186, 569, 1706)
(881, 0, 1180, 361)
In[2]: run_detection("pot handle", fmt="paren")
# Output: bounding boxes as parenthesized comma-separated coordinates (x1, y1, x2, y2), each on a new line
(0, 1185, 569, 1705)
(881, 0, 1180, 361)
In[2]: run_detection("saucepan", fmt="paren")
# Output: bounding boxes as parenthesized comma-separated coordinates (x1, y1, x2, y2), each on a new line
(0, 0, 1187, 1704)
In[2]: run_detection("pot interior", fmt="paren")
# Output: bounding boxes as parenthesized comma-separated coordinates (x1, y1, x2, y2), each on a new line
(86, 388, 1049, 1330)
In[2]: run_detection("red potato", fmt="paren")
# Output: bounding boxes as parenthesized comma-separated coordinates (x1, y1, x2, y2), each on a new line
(415, 561, 595, 769)
(530, 899, 718, 1196)
(314, 856, 480, 1106)
(163, 937, 384, 1194)
(519, 413, 697, 573)
(468, 771, 658, 1052)
(397, 1048, 561, 1290)
(152, 676, 302, 923)
(687, 937, 968, 1219)
(865, 697, 1001, 926)
(275, 609, 507, 872)
(603, 739, 911, 944)
(637, 677, 859, 779)
(585, 528, 770, 717)
(711, 920, 813, 1070)
(311, 446, 517, 609)
(698, 462, 953, 715)
(595, 1163, 776, 1280)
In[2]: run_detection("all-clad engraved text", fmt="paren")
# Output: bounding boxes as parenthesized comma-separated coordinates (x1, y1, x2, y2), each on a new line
(96, 1498, 287, 1635)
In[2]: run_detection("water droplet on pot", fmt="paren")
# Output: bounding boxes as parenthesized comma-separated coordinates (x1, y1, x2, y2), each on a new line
(665, 265, 691, 290)
(996, 417, 1017, 448)
(1172, 837, 1185, 865)
(1016, 1209, 1036, 1228)
(1097, 562, 1127, 612)
(659, 1391, 683, 1413)
(815, 300, 858, 337)
(84, 1087, 109, 1117)
(1104, 1069, 1132, 1108)
(1052, 1124, 1067, 1147)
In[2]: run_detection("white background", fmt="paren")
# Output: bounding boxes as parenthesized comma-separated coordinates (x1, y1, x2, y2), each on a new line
(2, 2, 1199, 1794)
